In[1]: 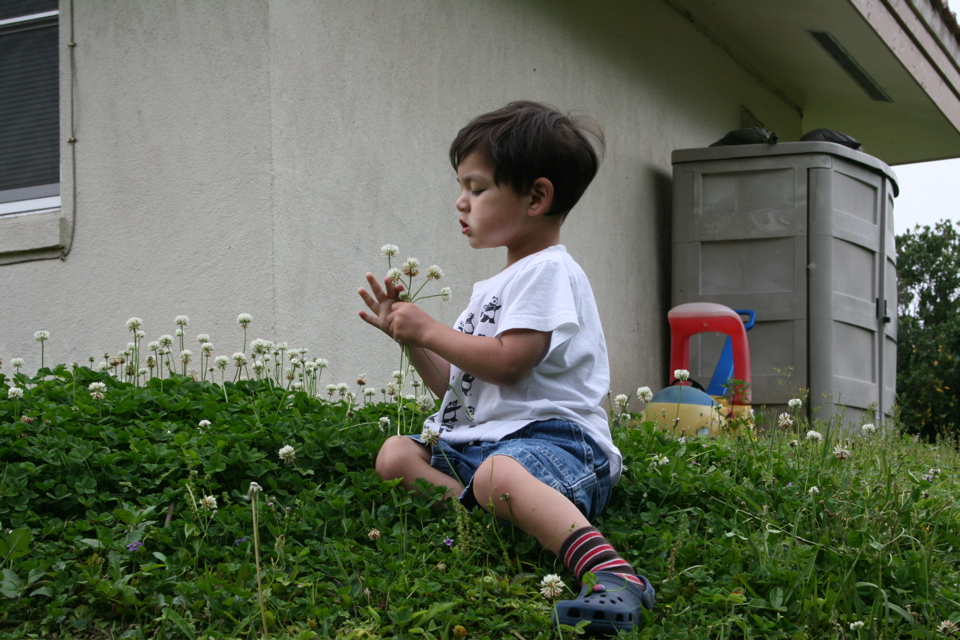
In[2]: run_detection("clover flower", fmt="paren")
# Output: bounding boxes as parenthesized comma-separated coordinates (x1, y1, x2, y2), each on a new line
(251, 338, 273, 355)
(417, 395, 436, 412)
(426, 265, 443, 280)
(808, 486, 819, 495)
(196, 334, 210, 344)
(650, 453, 670, 467)
(938, 620, 958, 636)
(214, 356, 229, 370)
(636, 386, 653, 403)
(777, 413, 793, 429)
(356, 373, 368, 386)
(174, 315, 189, 327)
(806, 430, 823, 442)
(7, 386, 24, 399)
(336, 382, 349, 396)
(849, 621, 865, 631)
(363, 388, 376, 398)
(278, 445, 296, 464)
(247, 482, 262, 497)
(11, 358, 24, 369)
(380, 244, 399, 258)
(674, 369, 690, 381)
(325, 384, 337, 397)
(198, 419, 211, 428)
(88, 381, 107, 400)
(614, 394, 629, 411)
(387, 267, 403, 283)
(539, 574, 566, 599)
(440, 287, 452, 302)
(379, 416, 391, 430)
(158, 335, 174, 347)
(232, 352, 248, 367)
(401, 257, 420, 277)
(861, 423, 876, 434)
(201, 343, 215, 355)
(420, 427, 441, 446)
(315, 358, 329, 369)
(252, 360, 266, 375)
(237, 313, 253, 327)
(789, 439, 799, 448)
(126, 317, 143, 331)
(788, 398, 802, 409)
(34, 330, 49, 342)
(180, 349, 193, 364)
(833, 445, 851, 460)
(368, 528, 381, 540)
(200, 495, 217, 510)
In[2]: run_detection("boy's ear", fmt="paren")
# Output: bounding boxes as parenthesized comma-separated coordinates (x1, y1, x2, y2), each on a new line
(527, 178, 554, 217)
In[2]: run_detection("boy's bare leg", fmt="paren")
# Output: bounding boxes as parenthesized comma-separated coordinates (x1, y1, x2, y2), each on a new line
(470, 454, 591, 554)
(375, 435, 464, 501)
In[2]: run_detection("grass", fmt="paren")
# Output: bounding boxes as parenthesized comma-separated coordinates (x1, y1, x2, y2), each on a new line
(1, 358, 958, 639)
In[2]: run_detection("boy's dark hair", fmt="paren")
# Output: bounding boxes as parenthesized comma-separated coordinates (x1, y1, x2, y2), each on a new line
(449, 100, 605, 218)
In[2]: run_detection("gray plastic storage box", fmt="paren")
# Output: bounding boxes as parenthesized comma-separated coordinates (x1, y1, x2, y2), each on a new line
(671, 141, 898, 425)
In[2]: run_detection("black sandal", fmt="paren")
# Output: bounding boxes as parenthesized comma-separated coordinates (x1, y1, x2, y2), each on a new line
(553, 571, 655, 635)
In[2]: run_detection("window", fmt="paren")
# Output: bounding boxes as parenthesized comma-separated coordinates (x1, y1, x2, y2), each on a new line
(0, 0, 60, 217)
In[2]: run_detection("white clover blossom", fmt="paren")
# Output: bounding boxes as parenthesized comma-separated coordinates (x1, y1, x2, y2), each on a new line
(11, 358, 24, 368)
(368, 527, 382, 540)
(180, 350, 193, 364)
(440, 287, 452, 302)
(175, 316, 189, 327)
(614, 394, 629, 410)
(806, 430, 823, 442)
(539, 574, 566, 599)
(336, 382, 349, 396)
(198, 419, 211, 428)
(788, 398, 802, 409)
(363, 388, 376, 398)
(252, 360, 267, 375)
(7, 386, 24, 399)
(417, 395, 436, 412)
(34, 331, 49, 342)
(197, 334, 210, 344)
(777, 413, 794, 429)
(232, 352, 248, 367)
(201, 343, 215, 355)
(315, 358, 329, 369)
(325, 384, 337, 396)
(380, 244, 399, 258)
(386, 267, 403, 283)
(789, 439, 799, 448)
(808, 486, 819, 495)
(356, 373, 368, 386)
(420, 427, 441, 447)
(426, 265, 443, 280)
(88, 381, 107, 400)
(937, 620, 958, 636)
(237, 313, 253, 327)
(147, 341, 160, 351)
(251, 338, 273, 355)
(247, 482, 262, 497)
(200, 495, 218, 510)
(278, 445, 296, 463)
(175, 328, 184, 337)
(650, 453, 670, 467)
(214, 355, 230, 370)
(379, 416, 391, 429)
(833, 445, 851, 460)
(636, 386, 653, 403)
(401, 257, 420, 277)
(861, 423, 876, 433)
(674, 369, 690, 381)
(849, 621, 865, 631)
(126, 317, 143, 331)
(158, 335, 174, 347)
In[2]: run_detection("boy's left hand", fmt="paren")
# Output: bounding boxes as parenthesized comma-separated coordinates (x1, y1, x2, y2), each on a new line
(384, 302, 437, 347)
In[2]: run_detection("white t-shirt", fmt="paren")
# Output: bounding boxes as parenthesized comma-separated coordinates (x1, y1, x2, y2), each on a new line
(422, 245, 622, 482)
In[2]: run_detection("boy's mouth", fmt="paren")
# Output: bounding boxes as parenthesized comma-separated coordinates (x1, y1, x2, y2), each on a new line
(459, 219, 470, 234)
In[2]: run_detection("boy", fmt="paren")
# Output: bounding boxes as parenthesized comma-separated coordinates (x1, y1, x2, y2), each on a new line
(358, 100, 655, 635)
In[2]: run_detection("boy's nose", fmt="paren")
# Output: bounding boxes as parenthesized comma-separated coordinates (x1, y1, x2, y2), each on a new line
(455, 195, 468, 212)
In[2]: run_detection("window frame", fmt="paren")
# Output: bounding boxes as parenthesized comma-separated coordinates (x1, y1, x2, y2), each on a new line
(0, 6, 71, 265)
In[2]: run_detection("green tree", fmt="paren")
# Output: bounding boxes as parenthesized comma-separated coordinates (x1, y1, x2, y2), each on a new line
(896, 219, 960, 440)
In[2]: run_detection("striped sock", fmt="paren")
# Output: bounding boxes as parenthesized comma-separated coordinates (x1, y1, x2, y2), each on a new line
(558, 526, 645, 587)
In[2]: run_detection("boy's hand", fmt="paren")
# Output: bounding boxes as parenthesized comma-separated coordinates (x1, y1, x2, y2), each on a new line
(358, 273, 406, 338)
(384, 302, 437, 347)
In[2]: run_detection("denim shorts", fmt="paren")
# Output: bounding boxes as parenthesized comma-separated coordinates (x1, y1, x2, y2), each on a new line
(412, 419, 612, 521)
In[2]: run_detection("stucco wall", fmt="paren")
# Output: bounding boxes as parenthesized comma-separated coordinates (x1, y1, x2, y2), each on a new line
(0, 0, 799, 398)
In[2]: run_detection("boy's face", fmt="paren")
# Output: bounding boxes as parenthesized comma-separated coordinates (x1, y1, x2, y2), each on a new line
(455, 152, 542, 255)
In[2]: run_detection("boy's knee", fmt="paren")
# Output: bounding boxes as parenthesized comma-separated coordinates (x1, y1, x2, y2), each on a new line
(471, 455, 525, 508)
(375, 435, 421, 481)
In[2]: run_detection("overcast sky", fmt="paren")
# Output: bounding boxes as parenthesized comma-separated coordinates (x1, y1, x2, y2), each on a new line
(893, 0, 960, 235)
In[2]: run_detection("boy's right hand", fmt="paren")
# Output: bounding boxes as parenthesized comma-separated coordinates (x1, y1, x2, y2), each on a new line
(358, 273, 405, 339)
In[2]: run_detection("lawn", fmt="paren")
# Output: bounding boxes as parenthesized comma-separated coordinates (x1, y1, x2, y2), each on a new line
(1, 355, 958, 639)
